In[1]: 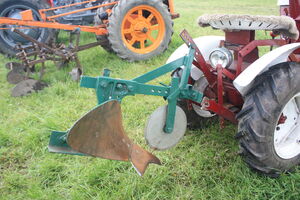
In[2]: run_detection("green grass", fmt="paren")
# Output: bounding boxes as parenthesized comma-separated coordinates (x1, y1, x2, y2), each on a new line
(1, 0, 300, 199)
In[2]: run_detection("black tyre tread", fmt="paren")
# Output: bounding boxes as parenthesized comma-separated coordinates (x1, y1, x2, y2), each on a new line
(94, 0, 116, 52)
(107, 0, 173, 61)
(0, 0, 56, 57)
(237, 62, 300, 177)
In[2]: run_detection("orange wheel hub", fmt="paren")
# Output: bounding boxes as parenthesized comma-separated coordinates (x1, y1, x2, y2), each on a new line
(121, 5, 165, 54)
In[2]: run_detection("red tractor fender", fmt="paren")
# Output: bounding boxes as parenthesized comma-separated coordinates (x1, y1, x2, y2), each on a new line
(233, 42, 300, 96)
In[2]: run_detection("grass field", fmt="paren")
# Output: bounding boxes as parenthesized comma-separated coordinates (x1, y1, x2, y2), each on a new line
(1, 0, 300, 199)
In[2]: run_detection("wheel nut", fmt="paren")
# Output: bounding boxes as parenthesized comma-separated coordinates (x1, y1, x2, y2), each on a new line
(141, 27, 148, 33)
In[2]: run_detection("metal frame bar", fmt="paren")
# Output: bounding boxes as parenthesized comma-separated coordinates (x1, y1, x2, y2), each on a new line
(41, 1, 118, 20)
(0, 17, 107, 35)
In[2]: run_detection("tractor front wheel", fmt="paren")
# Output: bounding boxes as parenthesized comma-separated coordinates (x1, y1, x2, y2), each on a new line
(237, 62, 300, 177)
(107, 0, 173, 61)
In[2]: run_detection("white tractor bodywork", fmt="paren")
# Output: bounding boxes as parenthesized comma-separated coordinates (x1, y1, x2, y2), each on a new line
(278, 0, 289, 5)
(167, 36, 224, 81)
(233, 43, 300, 96)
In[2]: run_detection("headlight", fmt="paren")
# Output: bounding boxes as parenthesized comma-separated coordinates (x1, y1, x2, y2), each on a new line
(209, 48, 233, 68)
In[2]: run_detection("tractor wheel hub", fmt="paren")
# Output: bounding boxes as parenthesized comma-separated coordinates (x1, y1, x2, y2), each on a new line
(134, 22, 149, 38)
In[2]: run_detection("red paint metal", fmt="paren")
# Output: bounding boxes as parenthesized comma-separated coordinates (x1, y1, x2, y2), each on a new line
(278, 114, 288, 125)
(202, 98, 238, 124)
(225, 31, 255, 45)
(47, 0, 54, 7)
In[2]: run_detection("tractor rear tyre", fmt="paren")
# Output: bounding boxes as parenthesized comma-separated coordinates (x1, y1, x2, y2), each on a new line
(0, 0, 56, 57)
(106, 0, 173, 61)
(236, 62, 300, 177)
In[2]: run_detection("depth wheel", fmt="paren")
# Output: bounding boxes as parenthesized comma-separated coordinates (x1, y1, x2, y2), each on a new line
(145, 105, 187, 150)
(107, 0, 173, 61)
(0, 0, 56, 57)
(237, 62, 300, 177)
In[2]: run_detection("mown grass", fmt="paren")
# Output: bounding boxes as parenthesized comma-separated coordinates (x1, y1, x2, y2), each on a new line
(1, 0, 300, 199)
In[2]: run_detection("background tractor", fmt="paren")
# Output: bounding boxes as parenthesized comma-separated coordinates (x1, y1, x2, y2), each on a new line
(0, 0, 178, 61)
(1, 0, 178, 96)
(166, 0, 300, 176)
(49, 0, 300, 177)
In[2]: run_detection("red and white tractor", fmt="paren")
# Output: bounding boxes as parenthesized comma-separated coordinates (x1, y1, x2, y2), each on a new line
(167, 0, 300, 176)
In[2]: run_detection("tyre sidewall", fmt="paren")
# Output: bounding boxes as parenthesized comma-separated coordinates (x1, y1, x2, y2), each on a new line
(0, 0, 53, 56)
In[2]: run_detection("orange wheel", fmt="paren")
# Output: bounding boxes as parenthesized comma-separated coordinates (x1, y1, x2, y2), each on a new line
(106, 0, 173, 61)
(121, 5, 165, 54)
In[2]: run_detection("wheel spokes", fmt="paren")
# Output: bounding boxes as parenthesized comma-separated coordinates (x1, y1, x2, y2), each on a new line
(138, 9, 143, 19)
(126, 16, 135, 24)
(147, 14, 154, 22)
(121, 5, 165, 53)
(129, 37, 137, 46)
(149, 25, 159, 31)
(146, 32, 156, 43)
(140, 40, 145, 49)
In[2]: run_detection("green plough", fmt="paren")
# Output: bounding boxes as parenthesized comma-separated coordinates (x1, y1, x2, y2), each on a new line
(49, 46, 203, 175)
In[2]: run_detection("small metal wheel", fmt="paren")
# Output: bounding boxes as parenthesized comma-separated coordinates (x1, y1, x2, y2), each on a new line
(144, 105, 187, 151)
